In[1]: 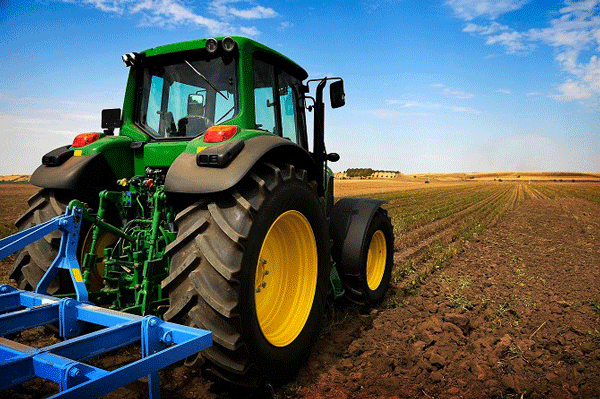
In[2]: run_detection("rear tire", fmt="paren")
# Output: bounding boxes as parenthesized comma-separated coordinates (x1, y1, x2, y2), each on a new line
(10, 189, 70, 293)
(163, 162, 330, 386)
(10, 188, 115, 294)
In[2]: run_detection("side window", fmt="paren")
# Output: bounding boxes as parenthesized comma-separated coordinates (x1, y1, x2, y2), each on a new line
(145, 75, 164, 135)
(215, 89, 235, 124)
(278, 71, 299, 143)
(253, 58, 276, 133)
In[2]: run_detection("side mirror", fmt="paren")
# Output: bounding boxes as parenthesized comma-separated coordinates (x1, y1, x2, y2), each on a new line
(101, 108, 122, 135)
(327, 152, 340, 162)
(188, 93, 205, 116)
(330, 80, 345, 109)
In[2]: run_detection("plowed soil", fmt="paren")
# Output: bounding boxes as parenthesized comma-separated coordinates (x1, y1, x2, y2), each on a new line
(296, 197, 600, 399)
(1, 184, 600, 398)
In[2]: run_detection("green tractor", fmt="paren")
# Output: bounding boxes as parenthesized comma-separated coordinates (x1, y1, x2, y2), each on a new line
(11, 36, 394, 386)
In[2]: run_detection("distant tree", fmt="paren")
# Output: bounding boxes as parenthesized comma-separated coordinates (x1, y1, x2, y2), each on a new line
(346, 168, 373, 177)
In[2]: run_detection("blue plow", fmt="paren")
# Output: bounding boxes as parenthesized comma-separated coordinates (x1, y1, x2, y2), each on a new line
(0, 205, 212, 398)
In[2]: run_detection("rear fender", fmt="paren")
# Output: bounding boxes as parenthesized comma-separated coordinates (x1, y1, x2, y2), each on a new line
(30, 153, 118, 206)
(329, 198, 386, 277)
(164, 135, 317, 194)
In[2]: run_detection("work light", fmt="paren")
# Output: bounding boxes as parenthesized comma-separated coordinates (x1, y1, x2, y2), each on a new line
(206, 38, 218, 53)
(222, 36, 236, 52)
(121, 52, 139, 67)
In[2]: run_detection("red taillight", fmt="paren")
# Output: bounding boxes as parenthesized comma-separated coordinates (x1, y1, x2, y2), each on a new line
(203, 125, 237, 143)
(72, 132, 100, 148)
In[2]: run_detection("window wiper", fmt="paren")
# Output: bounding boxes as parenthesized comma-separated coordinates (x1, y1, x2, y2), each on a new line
(215, 106, 235, 124)
(183, 60, 229, 101)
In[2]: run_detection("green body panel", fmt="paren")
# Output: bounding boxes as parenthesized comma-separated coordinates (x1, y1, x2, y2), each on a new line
(69, 135, 135, 179)
(138, 141, 189, 175)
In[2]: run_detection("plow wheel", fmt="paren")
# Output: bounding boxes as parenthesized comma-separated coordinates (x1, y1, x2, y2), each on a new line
(163, 162, 330, 386)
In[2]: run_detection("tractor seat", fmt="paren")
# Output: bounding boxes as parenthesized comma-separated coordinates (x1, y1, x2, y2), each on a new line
(177, 116, 212, 137)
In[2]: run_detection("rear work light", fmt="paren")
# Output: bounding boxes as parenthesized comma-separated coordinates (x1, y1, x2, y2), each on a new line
(203, 126, 237, 143)
(72, 132, 100, 148)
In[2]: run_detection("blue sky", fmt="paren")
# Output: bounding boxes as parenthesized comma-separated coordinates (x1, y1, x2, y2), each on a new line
(1, 0, 599, 174)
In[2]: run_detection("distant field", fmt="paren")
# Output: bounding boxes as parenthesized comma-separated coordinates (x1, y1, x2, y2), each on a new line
(407, 171, 600, 182)
(334, 171, 600, 197)
(0, 174, 31, 183)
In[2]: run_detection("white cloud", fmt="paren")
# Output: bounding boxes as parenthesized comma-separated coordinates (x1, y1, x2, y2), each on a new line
(446, 0, 530, 21)
(387, 99, 480, 114)
(454, 0, 600, 104)
(431, 83, 474, 99)
(277, 21, 293, 31)
(553, 78, 593, 99)
(59, 0, 279, 36)
(463, 21, 534, 53)
(484, 30, 534, 53)
(209, 1, 278, 20)
(366, 109, 432, 119)
(496, 89, 511, 94)
(463, 21, 509, 35)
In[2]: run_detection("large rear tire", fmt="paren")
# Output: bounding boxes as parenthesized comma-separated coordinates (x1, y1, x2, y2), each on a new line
(10, 189, 70, 293)
(10, 188, 115, 294)
(163, 162, 331, 386)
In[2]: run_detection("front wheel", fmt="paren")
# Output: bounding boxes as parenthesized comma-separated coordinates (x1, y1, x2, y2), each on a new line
(163, 162, 331, 386)
(341, 208, 394, 305)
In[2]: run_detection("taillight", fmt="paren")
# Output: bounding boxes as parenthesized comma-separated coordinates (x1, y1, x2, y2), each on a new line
(72, 132, 100, 148)
(203, 126, 237, 143)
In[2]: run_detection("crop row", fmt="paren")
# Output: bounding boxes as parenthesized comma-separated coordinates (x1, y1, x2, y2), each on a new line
(385, 183, 520, 303)
(532, 183, 600, 205)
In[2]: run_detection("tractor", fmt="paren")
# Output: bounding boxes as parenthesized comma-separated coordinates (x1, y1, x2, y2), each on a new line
(10, 36, 394, 387)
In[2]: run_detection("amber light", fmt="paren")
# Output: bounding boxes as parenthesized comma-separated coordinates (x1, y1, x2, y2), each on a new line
(72, 133, 100, 148)
(203, 126, 237, 143)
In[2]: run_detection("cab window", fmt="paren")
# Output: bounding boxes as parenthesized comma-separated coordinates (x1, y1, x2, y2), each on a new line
(253, 57, 307, 148)
(253, 59, 276, 133)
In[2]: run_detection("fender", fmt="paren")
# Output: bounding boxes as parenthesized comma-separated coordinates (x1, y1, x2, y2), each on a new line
(329, 197, 386, 277)
(30, 151, 118, 205)
(164, 135, 317, 194)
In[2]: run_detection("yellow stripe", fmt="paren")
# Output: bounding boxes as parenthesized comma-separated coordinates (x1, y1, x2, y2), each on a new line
(196, 146, 206, 153)
(74, 150, 82, 157)
(72, 268, 83, 283)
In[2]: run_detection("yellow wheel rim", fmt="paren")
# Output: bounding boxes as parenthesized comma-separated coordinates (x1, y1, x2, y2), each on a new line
(255, 210, 318, 347)
(366, 230, 387, 291)
(80, 229, 118, 292)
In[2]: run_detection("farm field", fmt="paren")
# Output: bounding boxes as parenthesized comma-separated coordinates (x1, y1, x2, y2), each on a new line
(1, 180, 600, 398)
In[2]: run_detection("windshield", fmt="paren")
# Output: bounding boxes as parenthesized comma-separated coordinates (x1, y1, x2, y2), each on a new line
(136, 53, 237, 138)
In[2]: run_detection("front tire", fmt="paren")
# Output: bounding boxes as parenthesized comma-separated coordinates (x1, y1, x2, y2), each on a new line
(342, 209, 394, 305)
(163, 162, 330, 386)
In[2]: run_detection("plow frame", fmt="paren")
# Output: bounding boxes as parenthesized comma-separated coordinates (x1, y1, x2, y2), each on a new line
(0, 200, 212, 398)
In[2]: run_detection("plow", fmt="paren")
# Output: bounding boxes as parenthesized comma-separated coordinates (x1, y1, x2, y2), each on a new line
(1, 36, 394, 396)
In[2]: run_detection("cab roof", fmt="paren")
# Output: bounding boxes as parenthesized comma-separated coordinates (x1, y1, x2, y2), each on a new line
(141, 36, 308, 81)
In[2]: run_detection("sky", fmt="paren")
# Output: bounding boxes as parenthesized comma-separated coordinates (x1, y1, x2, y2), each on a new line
(1, 0, 599, 175)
